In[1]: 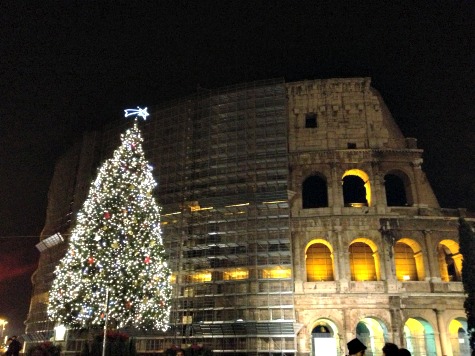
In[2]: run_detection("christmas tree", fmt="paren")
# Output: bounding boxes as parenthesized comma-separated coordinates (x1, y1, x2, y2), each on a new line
(48, 108, 172, 331)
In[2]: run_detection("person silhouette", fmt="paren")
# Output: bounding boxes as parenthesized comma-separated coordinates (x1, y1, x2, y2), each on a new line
(347, 338, 367, 356)
(382, 342, 399, 356)
(8, 336, 21, 356)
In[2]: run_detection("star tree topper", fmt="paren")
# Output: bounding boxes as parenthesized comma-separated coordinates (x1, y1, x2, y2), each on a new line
(124, 106, 149, 120)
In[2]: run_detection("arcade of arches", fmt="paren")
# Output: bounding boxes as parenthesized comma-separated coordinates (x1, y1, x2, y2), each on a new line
(309, 316, 469, 356)
(305, 238, 460, 283)
(301, 169, 414, 209)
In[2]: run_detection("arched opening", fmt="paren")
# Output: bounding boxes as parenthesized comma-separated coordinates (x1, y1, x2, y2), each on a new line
(438, 240, 462, 282)
(305, 240, 334, 281)
(448, 318, 470, 356)
(349, 239, 380, 281)
(384, 170, 413, 206)
(342, 169, 371, 207)
(302, 174, 329, 208)
(311, 319, 339, 356)
(355, 317, 389, 356)
(404, 317, 437, 356)
(395, 238, 425, 281)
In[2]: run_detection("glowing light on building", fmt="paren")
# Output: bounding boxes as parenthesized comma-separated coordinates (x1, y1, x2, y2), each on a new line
(223, 269, 249, 280)
(262, 267, 291, 279)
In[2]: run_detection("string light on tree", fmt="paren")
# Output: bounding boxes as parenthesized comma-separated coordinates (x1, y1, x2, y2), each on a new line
(48, 107, 172, 331)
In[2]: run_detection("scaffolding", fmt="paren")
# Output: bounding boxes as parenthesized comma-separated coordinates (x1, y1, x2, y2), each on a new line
(139, 79, 296, 353)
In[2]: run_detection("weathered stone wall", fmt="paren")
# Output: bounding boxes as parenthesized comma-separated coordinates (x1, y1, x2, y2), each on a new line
(287, 78, 467, 355)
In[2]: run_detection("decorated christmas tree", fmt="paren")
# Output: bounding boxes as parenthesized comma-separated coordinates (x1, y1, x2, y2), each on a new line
(48, 108, 172, 331)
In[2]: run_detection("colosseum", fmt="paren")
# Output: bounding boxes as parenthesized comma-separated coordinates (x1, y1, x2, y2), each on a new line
(25, 78, 473, 356)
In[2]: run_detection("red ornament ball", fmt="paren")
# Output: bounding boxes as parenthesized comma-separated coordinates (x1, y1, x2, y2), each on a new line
(104, 211, 111, 219)
(144, 256, 151, 264)
(88, 256, 95, 265)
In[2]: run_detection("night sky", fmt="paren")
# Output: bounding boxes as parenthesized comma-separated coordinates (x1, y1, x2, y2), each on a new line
(0, 1, 473, 337)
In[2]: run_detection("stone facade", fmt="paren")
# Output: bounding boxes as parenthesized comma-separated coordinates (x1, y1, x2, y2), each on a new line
(287, 78, 470, 356)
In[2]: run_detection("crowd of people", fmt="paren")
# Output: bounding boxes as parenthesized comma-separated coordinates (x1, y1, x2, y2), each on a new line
(0, 336, 418, 356)
(347, 338, 411, 356)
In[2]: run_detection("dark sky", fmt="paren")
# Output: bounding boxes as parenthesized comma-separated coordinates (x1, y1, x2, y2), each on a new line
(0, 1, 474, 337)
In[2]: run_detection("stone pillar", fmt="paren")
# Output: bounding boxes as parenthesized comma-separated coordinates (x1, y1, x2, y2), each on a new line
(293, 231, 305, 292)
(328, 230, 340, 281)
(334, 226, 349, 292)
(380, 222, 396, 291)
(411, 158, 423, 205)
(373, 171, 387, 214)
(369, 163, 382, 208)
(343, 307, 353, 351)
(336, 227, 344, 276)
(435, 308, 450, 356)
(297, 323, 310, 355)
(389, 298, 403, 346)
(330, 163, 342, 214)
(423, 230, 440, 282)
(382, 233, 395, 281)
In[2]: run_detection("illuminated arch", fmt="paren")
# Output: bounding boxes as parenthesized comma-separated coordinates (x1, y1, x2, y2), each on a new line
(349, 238, 380, 281)
(395, 238, 425, 281)
(342, 169, 372, 207)
(355, 317, 389, 355)
(305, 239, 334, 281)
(438, 239, 462, 282)
(305, 239, 334, 253)
(311, 318, 340, 336)
(448, 317, 470, 356)
(311, 319, 340, 356)
(403, 317, 437, 355)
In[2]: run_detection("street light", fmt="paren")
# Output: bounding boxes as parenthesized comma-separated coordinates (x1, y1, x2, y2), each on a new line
(0, 319, 7, 340)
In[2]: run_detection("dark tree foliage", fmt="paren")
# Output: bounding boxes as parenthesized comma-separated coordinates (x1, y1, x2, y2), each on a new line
(165, 344, 213, 356)
(459, 217, 475, 354)
(88, 332, 137, 356)
(80, 342, 90, 356)
(26, 342, 62, 356)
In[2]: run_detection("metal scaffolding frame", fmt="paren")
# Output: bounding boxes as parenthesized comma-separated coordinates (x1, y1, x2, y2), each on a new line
(139, 79, 296, 353)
